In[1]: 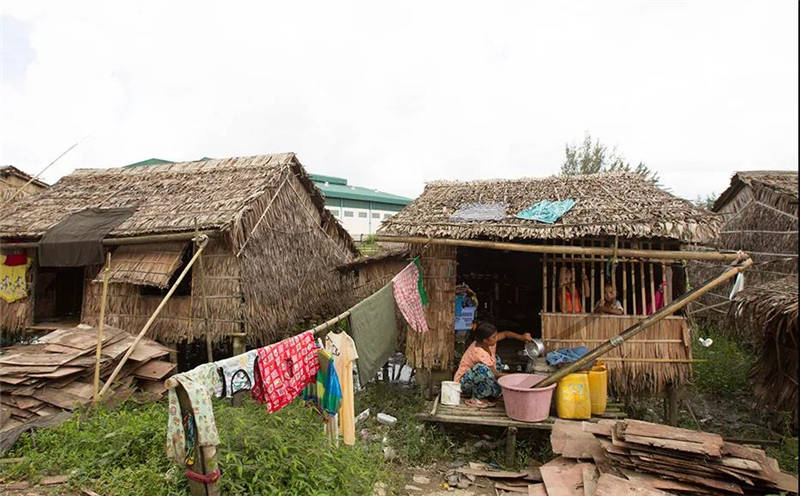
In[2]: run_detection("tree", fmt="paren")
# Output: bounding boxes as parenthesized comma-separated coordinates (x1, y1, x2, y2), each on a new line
(693, 193, 717, 210)
(561, 133, 660, 185)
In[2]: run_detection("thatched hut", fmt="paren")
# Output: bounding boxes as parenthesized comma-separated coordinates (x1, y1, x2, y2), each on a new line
(0, 153, 357, 354)
(729, 275, 798, 424)
(378, 172, 721, 397)
(0, 165, 48, 207)
(689, 170, 797, 320)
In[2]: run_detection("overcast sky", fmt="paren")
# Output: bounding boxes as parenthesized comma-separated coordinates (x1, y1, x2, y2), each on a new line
(1, 1, 797, 201)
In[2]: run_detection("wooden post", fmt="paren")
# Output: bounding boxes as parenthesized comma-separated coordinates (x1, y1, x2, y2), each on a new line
(664, 383, 679, 426)
(622, 258, 628, 315)
(666, 265, 673, 304)
(98, 235, 209, 399)
(542, 257, 548, 312)
(590, 244, 596, 311)
(631, 259, 637, 316)
(195, 225, 213, 364)
(176, 384, 219, 496)
(639, 257, 646, 316)
(92, 252, 111, 405)
(505, 426, 518, 467)
(551, 259, 556, 313)
(230, 332, 246, 407)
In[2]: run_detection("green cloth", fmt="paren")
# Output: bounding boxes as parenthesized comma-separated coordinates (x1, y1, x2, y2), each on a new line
(413, 257, 428, 306)
(349, 283, 398, 385)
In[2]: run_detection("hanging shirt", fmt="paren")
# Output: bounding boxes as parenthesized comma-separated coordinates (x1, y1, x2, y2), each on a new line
(326, 332, 358, 445)
(165, 363, 221, 465)
(392, 262, 428, 333)
(251, 330, 319, 413)
(214, 349, 258, 398)
(1, 254, 31, 303)
(303, 349, 343, 418)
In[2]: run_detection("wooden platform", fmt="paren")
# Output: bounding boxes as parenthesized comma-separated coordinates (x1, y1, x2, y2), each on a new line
(417, 395, 626, 430)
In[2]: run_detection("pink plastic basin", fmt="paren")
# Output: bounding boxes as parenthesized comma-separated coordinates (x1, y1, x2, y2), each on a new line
(498, 373, 556, 422)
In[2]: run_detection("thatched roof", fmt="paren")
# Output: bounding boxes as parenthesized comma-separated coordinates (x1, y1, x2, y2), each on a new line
(0, 165, 49, 190)
(713, 170, 798, 213)
(336, 245, 409, 272)
(731, 275, 798, 326)
(379, 172, 718, 243)
(729, 275, 798, 420)
(0, 153, 357, 254)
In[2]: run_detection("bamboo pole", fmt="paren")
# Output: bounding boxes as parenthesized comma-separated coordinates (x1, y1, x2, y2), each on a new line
(649, 258, 656, 313)
(0, 230, 219, 250)
(631, 259, 637, 316)
(622, 256, 628, 315)
(590, 245, 596, 311)
(374, 235, 741, 261)
(195, 222, 213, 363)
(533, 255, 752, 389)
(98, 235, 209, 399)
(92, 252, 111, 405)
(551, 258, 556, 313)
(639, 252, 646, 315)
(542, 257, 548, 312)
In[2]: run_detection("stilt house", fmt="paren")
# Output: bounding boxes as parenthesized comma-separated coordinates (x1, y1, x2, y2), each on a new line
(378, 172, 721, 396)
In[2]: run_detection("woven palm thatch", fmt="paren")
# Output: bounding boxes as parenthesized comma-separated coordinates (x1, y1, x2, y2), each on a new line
(1, 154, 358, 345)
(729, 275, 798, 422)
(92, 242, 186, 289)
(689, 170, 797, 321)
(379, 172, 719, 243)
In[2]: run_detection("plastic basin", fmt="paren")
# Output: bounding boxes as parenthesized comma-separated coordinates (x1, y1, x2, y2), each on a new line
(498, 373, 556, 422)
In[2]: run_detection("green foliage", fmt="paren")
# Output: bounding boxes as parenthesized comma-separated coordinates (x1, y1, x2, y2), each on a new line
(561, 133, 660, 185)
(691, 326, 754, 396)
(693, 193, 717, 210)
(2, 398, 387, 496)
(355, 382, 456, 465)
(358, 234, 380, 257)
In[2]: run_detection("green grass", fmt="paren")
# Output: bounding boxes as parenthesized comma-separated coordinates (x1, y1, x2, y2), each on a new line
(691, 325, 753, 396)
(1, 398, 387, 496)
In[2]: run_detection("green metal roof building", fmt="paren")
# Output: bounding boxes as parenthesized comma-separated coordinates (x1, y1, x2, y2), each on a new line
(308, 174, 413, 239)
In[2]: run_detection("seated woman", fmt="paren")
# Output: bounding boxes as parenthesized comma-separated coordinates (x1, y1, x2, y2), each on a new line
(453, 322, 533, 408)
(593, 284, 623, 315)
(558, 266, 589, 313)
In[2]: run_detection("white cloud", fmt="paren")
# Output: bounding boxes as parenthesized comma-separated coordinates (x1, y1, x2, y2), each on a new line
(1, 0, 796, 201)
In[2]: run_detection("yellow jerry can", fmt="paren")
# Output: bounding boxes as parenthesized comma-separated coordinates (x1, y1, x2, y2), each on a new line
(588, 362, 608, 415)
(556, 372, 592, 419)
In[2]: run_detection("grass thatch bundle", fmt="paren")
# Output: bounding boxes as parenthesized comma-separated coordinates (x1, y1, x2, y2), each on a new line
(379, 172, 719, 243)
(728, 275, 798, 423)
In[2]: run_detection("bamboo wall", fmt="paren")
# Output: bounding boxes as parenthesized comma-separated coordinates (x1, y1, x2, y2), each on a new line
(0, 247, 36, 334)
(81, 238, 243, 345)
(541, 313, 692, 395)
(347, 256, 408, 305)
(405, 243, 457, 370)
(237, 173, 355, 346)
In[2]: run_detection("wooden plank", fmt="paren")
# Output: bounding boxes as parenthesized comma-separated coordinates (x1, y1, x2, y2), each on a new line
(456, 467, 529, 478)
(528, 483, 548, 496)
(132, 360, 175, 380)
(0, 376, 30, 385)
(417, 413, 555, 430)
(32, 388, 88, 410)
(594, 474, 672, 496)
(551, 420, 603, 460)
(139, 380, 168, 396)
(128, 341, 172, 362)
(0, 408, 9, 428)
(581, 465, 598, 496)
(0, 352, 83, 366)
(540, 457, 591, 496)
(59, 382, 95, 400)
(29, 367, 84, 379)
(622, 419, 724, 447)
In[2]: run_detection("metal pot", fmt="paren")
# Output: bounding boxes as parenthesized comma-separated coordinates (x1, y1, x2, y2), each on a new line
(523, 339, 545, 360)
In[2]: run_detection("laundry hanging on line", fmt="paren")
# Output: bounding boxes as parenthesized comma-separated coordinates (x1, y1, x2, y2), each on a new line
(392, 260, 428, 333)
(303, 348, 342, 419)
(166, 363, 220, 465)
(251, 330, 319, 413)
(214, 349, 258, 398)
(1, 254, 31, 303)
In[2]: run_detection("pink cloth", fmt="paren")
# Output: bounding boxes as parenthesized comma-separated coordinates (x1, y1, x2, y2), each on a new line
(454, 342, 497, 382)
(251, 330, 319, 413)
(391, 262, 428, 333)
(646, 282, 668, 315)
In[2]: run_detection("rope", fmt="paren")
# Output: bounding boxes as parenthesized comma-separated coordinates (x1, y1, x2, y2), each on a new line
(235, 167, 293, 257)
(185, 468, 221, 485)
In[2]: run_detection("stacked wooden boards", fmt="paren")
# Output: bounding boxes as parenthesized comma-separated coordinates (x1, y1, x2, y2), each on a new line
(545, 418, 798, 495)
(0, 325, 175, 432)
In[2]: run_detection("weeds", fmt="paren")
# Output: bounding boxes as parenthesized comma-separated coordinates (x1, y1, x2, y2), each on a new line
(691, 325, 753, 396)
(1, 398, 387, 496)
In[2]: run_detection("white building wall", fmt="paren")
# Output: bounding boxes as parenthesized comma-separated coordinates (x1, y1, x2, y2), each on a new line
(326, 206, 399, 240)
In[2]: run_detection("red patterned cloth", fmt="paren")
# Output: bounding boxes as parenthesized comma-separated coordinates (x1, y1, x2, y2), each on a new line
(251, 330, 319, 413)
(392, 262, 429, 333)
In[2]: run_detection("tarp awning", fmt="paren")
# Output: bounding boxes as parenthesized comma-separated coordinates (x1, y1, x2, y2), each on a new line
(94, 242, 187, 288)
(38, 207, 136, 267)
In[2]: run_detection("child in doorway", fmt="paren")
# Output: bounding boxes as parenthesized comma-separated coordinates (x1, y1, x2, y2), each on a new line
(594, 283, 624, 315)
(454, 322, 533, 408)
